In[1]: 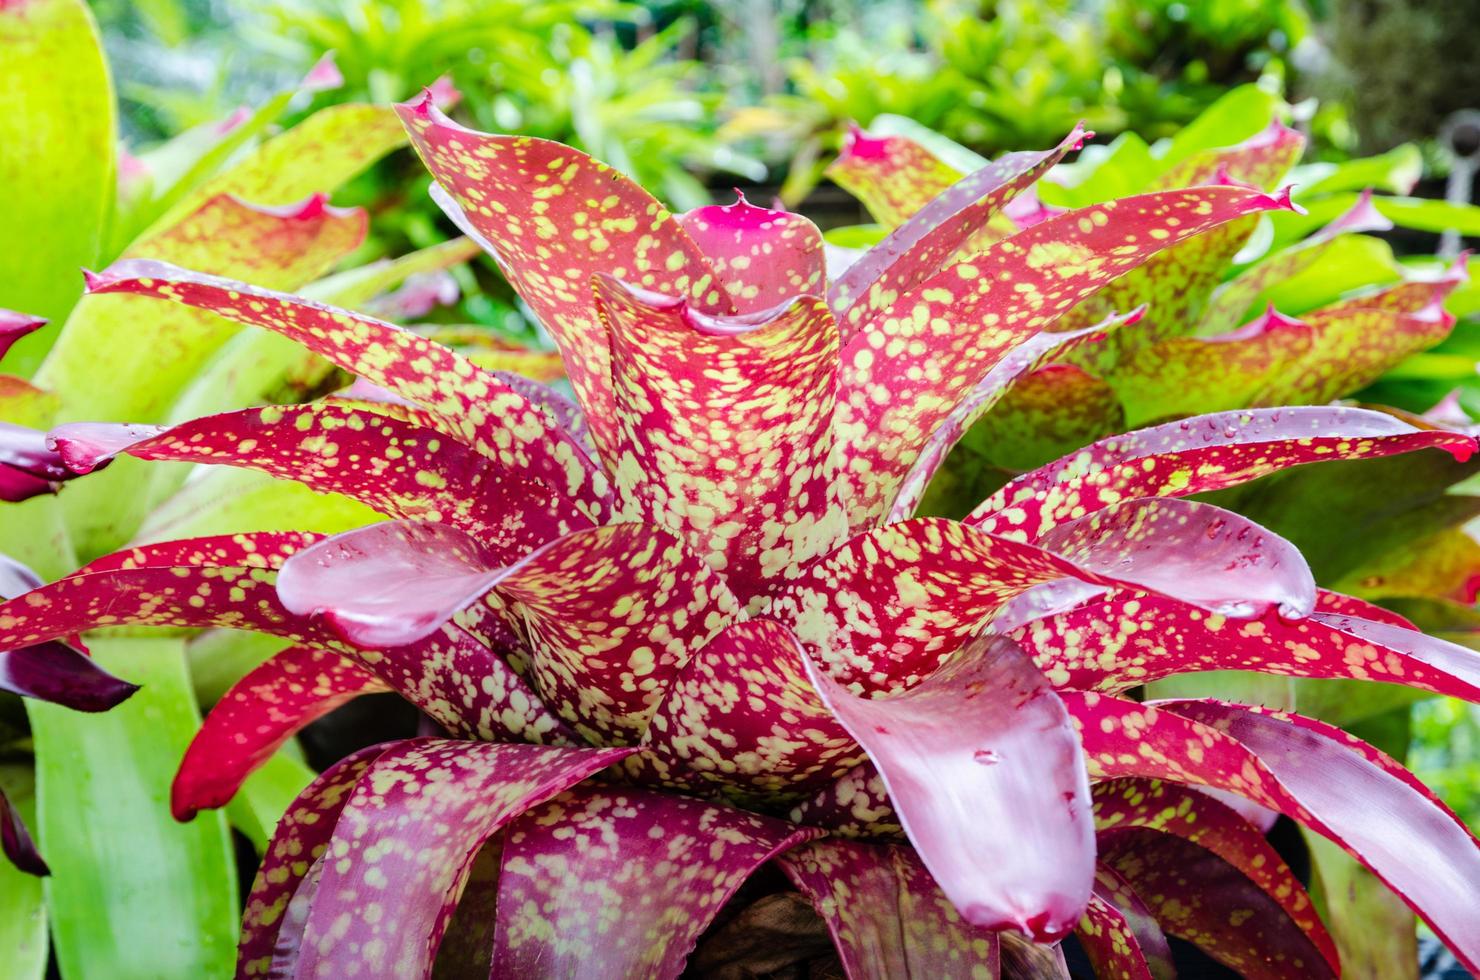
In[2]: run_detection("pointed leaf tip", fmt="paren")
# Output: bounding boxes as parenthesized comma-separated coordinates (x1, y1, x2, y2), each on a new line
(48, 422, 166, 475)
(301, 52, 343, 93)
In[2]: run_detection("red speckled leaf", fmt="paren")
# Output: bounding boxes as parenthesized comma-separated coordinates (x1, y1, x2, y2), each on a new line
(1016, 594, 1480, 699)
(825, 124, 963, 227)
(1202, 189, 1394, 334)
(596, 275, 844, 602)
(1098, 829, 1336, 979)
(397, 94, 728, 460)
(890, 309, 1140, 522)
(172, 645, 387, 821)
(77, 531, 320, 574)
(778, 838, 1000, 978)
(82, 259, 609, 516)
(279, 519, 743, 743)
(0, 309, 45, 364)
(805, 633, 1093, 941)
(1110, 306, 1314, 426)
(1313, 587, 1417, 628)
(238, 743, 392, 978)
(972, 406, 1477, 541)
(52, 402, 592, 552)
(1074, 865, 1175, 980)
(492, 783, 817, 979)
(1092, 778, 1332, 965)
(639, 618, 854, 798)
(0, 784, 46, 877)
(678, 195, 825, 313)
(830, 126, 1090, 324)
(787, 761, 900, 839)
(837, 184, 1298, 527)
(294, 739, 632, 980)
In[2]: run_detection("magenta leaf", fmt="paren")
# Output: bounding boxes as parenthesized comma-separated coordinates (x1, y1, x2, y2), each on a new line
(0, 308, 45, 365)
(172, 645, 387, 821)
(972, 406, 1477, 540)
(293, 739, 631, 979)
(1076, 865, 1175, 980)
(0, 787, 46, 877)
(804, 633, 1093, 941)
(678, 194, 826, 313)
(0, 420, 74, 501)
(778, 839, 1000, 977)
(492, 783, 817, 978)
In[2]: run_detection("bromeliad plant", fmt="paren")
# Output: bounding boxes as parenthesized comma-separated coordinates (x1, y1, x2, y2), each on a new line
(11, 93, 1480, 977)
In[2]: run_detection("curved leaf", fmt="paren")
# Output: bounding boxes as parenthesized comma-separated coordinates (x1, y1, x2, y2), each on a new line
(825, 125, 964, 228)
(1074, 865, 1175, 980)
(678, 195, 825, 313)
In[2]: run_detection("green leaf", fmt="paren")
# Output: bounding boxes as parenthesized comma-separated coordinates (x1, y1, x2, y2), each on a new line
(136, 467, 383, 545)
(1038, 132, 1157, 208)
(225, 750, 316, 854)
(0, 764, 47, 980)
(1160, 84, 1281, 173)
(1248, 235, 1403, 316)
(28, 636, 238, 979)
(0, 0, 116, 374)
(1293, 144, 1423, 196)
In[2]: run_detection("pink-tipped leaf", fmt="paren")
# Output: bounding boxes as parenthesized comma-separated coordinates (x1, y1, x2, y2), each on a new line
(678, 193, 826, 313)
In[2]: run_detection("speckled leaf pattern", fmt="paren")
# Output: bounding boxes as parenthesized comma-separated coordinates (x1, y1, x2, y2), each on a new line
(53, 401, 592, 551)
(82, 260, 610, 517)
(972, 407, 1477, 541)
(836, 183, 1299, 527)
(829, 126, 1089, 323)
(1015, 595, 1480, 701)
(397, 94, 729, 460)
(1074, 865, 1174, 980)
(294, 739, 631, 980)
(807, 633, 1093, 941)
(639, 618, 855, 798)
(597, 274, 845, 603)
(492, 783, 817, 979)
(825, 125, 964, 228)
(238, 744, 390, 979)
(778, 839, 1001, 980)
(1092, 778, 1332, 962)
(1098, 829, 1336, 979)
(678, 196, 826, 313)
(172, 645, 386, 821)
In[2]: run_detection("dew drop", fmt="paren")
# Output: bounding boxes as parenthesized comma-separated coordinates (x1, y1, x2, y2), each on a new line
(972, 748, 1002, 766)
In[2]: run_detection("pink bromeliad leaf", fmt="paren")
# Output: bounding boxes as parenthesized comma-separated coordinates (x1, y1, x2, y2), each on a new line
(292, 738, 631, 979)
(639, 618, 854, 797)
(971, 406, 1477, 540)
(0, 419, 76, 501)
(825, 124, 965, 228)
(1156, 121, 1307, 190)
(171, 646, 387, 821)
(51, 402, 593, 553)
(677, 193, 826, 313)
(837, 183, 1301, 527)
(0, 309, 45, 364)
(1066, 692, 1480, 971)
(82, 259, 610, 517)
(397, 93, 729, 460)
(771, 499, 1312, 695)
(490, 783, 818, 978)
(804, 633, 1094, 941)
(0, 786, 46, 877)
(1093, 778, 1334, 968)
(595, 274, 845, 602)
(779, 838, 1000, 975)
(1075, 865, 1175, 980)
(278, 519, 743, 743)
(829, 125, 1091, 323)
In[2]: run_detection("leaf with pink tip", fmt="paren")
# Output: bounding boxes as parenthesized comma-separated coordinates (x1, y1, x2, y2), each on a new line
(1097, 829, 1337, 979)
(596, 275, 844, 602)
(829, 125, 1091, 324)
(171, 645, 387, 822)
(1154, 121, 1306, 191)
(639, 618, 855, 798)
(51, 401, 592, 553)
(0, 309, 45, 366)
(237, 743, 393, 978)
(397, 94, 729, 459)
(971, 406, 1477, 541)
(278, 519, 743, 743)
(491, 783, 818, 979)
(82, 259, 609, 516)
(1201, 189, 1395, 334)
(1109, 306, 1314, 426)
(825, 125, 964, 228)
(678, 195, 826, 313)
(0, 421, 73, 502)
(837, 183, 1300, 527)
(1074, 865, 1175, 980)
(293, 739, 632, 980)
(778, 839, 1000, 978)
(1092, 778, 1333, 964)
(805, 633, 1094, 941)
